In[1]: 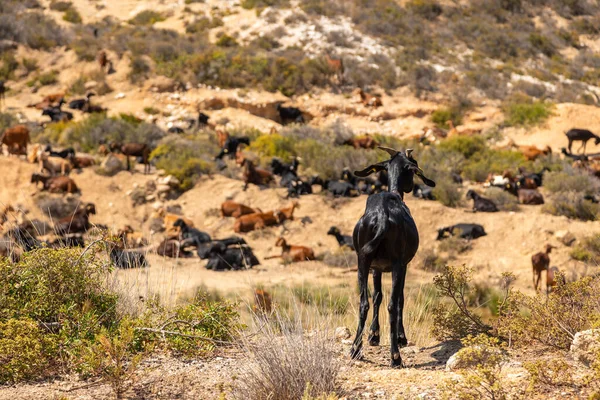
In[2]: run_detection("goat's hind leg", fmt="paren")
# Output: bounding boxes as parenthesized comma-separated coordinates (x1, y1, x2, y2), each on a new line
(350, 257, 371, 360)
(368, 270, 383, 346)
(388, 262, 405, 368)
(396, 265, 408, 348)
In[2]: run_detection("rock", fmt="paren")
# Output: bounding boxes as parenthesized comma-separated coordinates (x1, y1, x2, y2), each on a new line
(570, 329, 600, 366)
(156, 184, 171, 194)
(145, 76, 178, 93)
(335, 326, 351, 341)
(100, 154, 125, 175)
(555, 230, 576, 246)
(145, 180, 157, 193)
(84, 81, 98, 90)
(157, 175, 181, 188)
(115, 92, 126, 99)
(200, 97, 226, 110)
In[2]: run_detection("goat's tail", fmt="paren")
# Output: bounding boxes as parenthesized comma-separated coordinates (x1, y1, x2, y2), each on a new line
(361, 212, 388, 256)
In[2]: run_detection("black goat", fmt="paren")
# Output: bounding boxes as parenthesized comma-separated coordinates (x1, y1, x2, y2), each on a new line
(271, 157, 300, 187)
(198, 112, 210, 126)
(168, 126, 185, 134)
(276, 103, 305, 125)
(203, 243, 259, 271)
(0, 80, 5, 109)
(215, 136, 250, 160)
(437, 224, 487, 240)
(566, 128, 600, 154)
(110, 247, 148, 269)
(68, 93, 95, 110)
(327, 226, 354, 250)
(412, 184, 435, 200)
(351, 147, 435, 367)
(174, 218, 212, 248)
(42, 99, 73, 122)
(47, 234, 85, 248)
(45, 145, 75, 159)
(466, 190, 498, 212)
(325, 180, 359, 197)
(197, 236, 247, 259)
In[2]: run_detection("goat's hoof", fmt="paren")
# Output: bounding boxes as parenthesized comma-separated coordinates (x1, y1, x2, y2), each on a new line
(349, 346, 362, 360)
(398, 337, 408, 348)
(368, 333, 380, 346)
(390, 354, 404, 368)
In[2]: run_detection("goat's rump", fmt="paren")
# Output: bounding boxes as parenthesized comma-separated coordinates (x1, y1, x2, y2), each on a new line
(353, 193, 419, 271)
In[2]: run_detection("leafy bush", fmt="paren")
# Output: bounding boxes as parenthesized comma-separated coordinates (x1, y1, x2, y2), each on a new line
(0, 112, 17, 133)
(570, 234, 600, 264)
(128, 56, 151, 83)
(33, 192, 80, 219)
(0, 318, 55, 383)
(431, 265, 494, 340)
(0, 52, 19, 81)
(431, 107, 463, 129)
(129, 10, 165, 26)
(433, 179, 462, 207)
(407, 0, 443, 20)
(498, 276, 600, 350)
(31, 70, 59, 86)
(544, 169, 600, 196)
(543, 192, 599, 221)
(49, 1, 72, 11)
(0, 5, 69, 50)
(502, 95, 554, 127)
(484, 187, 520, 211)
(241, 0, 289, 9)
(150, 135, 217, 191)
(185, 17, 223, 34)
(21, 57, 38, 73)
(438, 136, 487, 159)
(62, 7, 82, 23)
(216, 34, 238, 47)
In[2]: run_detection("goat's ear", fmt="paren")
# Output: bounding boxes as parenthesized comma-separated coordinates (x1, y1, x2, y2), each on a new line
(354, 162, 387, 177)
(409, 165, 436, 187)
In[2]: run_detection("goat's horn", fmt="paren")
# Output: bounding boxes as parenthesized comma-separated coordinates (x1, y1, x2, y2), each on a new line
(405, 149, 414, 158)
(377, 146, 398, 157)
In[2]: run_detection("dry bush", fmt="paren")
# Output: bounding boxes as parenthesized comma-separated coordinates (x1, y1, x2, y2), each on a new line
(232, 313, 340, 400)
(497, 275, 600, 350)
(322, 247, 357, 267)
(484, 187, 520, 211)
(570, 233, 600, 265)
(33, 193, 80, 220)
(543, 192, 600, 221)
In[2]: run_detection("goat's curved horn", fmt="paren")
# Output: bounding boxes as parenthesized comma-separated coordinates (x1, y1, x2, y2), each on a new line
(377, 146, 398, 157)
(405, 148, 413, 158)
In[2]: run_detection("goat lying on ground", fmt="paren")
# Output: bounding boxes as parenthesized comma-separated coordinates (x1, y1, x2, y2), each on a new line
(233, 211, 282, 233)
(271, 157, 300, 187)
(31, 173, 79, 194)
(174, 218, 211, 247)
(54, 203, 96, 235)
(412, 184, 435, 200)
(273, 237, 315, 262)
(220, 200, 262, 218)
(44, 145, 75, 159)
(205, 244, 259, 271)
(240, 158, 274, 190)
(351, 146, 435, 367)
(436, 224, 486, 240)
(197, 237, 247, 258)
(110, 244, 148, 269)
(466, 190, 498, 212)
(353, 88, 382, 107)
(327, 226, 354, 250)
(532, 244, 555, 292)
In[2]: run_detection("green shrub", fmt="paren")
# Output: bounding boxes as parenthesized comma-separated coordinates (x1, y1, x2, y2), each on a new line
(407, 0, 442, 20)
(431, 107, 462, 129)
(62, 7, 82, 23)
(21, 57, 38, 73)
(150, 135, 217, 191)
(484, 187, 520, 211)
(570, 234, 600, 264)
(498, 276, 600, 350)
(529, 32, 555, 57)
(241, 0, 289, 9)
(128, 56, 151, 83)
(248, 133, 296, 162)
(431, 265, 494, 340)
(216, 34, 238, 47)
(544, 169, 600, 196)
(0, 112, 17, 133)
(432, 179, 462, 207)
(542, 192, 599, 221)
(502, 95, 554, 127)
(37, 70, 59, 86)
(438, 136, 487, 159)
(185, 17, 223, 34)
(0, 319, 55, 383)
(129, 10, 165, 26)
(49, 1, 72, 11)
(0, 52, 19, 81)
(143, 107, 160, 115)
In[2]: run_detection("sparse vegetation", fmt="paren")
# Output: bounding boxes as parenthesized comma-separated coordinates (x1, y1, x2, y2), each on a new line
(543, 192, 600, 221)
(128, 10, 166, 26)
(570, 234, 600, 264)
(62, 7, 82, 23)
(502, 94, 554, 127)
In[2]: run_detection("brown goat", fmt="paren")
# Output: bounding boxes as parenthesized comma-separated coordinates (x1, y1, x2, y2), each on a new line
(71, 155, 96, 169)
(343, 134, 378, 150)
(0, 204, 15, 228)
(276, 201, 298, 223)
(220, 200, 261, 218)
(54, 203, 96, 235)
(31, 173, 79, 194)
(216, 129, 229, 148)
(531, 244, 556, 292)
(253, 289, 273, 314)
(28, 93, 64, 110)
(39, 152, 72, 176)
(519, 145, 552, 161)
(241, 158, 274, 190)
(233, 211, 281, 233)
(325, 55, 344, 83)
(518, 189, 544, 205)
(117, 225, 148, 249)
(1, 125, 30, 155)
(354, 88, 382, 107)
(156, 238, 190, 258)
(110, 142, 151, 174)
(275, 237, 315, 262)
(156, 208, 195, 239)
(546, 266, 560, 295)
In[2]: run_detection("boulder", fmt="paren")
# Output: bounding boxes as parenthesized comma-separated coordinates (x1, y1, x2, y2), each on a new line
(145, 76, 178, 93)
(555, 230, 576, 246)
(570, 329, 600, 366)
(84, 81, 98, 90)
(100, 154, 125, 175)
(157, 175, 181, 189)
(335, 326, 351, 341)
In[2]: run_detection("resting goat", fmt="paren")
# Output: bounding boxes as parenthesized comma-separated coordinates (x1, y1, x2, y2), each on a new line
(437, 224, 486, 240)
(110, 246, 148, 269)
(31, 173, 79, 194)
(276, 103, 305, 125)
(221, 200, 261, 218)
(466, 190, 498, 212)
(54, 203, 96, 235)
(274, 237, 315, 262)
(327, 226, 354, 250)
(205, 243, 259, 271)
(44, 145, 75, 159)
(350, 147, 435, 367)
(174, 218, 211, 247)
(240, 158, 274, 190)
